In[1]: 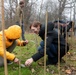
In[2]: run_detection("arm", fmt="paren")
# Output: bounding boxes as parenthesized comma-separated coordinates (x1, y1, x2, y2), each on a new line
(25, 46, 44, 66)
(0, 40, 15, 61)
(25, 32, 54, 66)
(32, 32, 54, 61)
(0, 38, 21, 64)
(16, 39, 28, 46)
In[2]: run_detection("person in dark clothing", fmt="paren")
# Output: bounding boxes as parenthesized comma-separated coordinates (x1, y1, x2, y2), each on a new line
(62, 21, 74, 38)
(54, 20, 73, 38)
(25, 21, 69, 66)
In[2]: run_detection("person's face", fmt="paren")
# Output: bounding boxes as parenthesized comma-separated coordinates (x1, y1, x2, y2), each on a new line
(20, 3, 25, 8)
(30, 25, 40, 34)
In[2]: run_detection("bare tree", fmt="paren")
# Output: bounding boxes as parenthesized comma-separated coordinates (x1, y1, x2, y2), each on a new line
(58, 0, 67, 19)
(3, 0, 75, 29)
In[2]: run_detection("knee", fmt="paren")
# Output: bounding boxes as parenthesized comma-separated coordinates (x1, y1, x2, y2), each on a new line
(40, 41, 44, 47)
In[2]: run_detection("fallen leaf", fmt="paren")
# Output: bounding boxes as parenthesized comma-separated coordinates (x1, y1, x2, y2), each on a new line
(31, 68, 35, 73)
(71, 67, 76, 71)
(51, 70, 54, 74)
(67, 52, 73, 56)
(38, 62, 43, 66)
(65, 69, 72, 74)
(12, 67, 18, 70)
(71, 57, 76, 61)
(46, 68, 49, 72)
(61, 68, 65, 72)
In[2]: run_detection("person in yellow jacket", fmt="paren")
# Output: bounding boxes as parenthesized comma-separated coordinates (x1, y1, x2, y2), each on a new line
(0, 25, 28, 67)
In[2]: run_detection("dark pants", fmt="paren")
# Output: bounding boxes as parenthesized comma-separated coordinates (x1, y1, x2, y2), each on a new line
(38, 41, 69, 64)
(21, 24, 25, 41)
(0, 41, 16, 67)
(16, 22, 25, 41)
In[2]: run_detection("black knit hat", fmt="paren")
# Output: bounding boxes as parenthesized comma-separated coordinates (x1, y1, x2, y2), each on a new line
(47, 22, 54, 31)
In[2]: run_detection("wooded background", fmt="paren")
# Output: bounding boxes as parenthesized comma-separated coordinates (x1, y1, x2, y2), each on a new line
(0, 0, 76, 30)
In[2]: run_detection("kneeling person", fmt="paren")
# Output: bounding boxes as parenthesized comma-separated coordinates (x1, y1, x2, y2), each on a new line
(25, 21, 69, 66)
(0, 25, 28, 67)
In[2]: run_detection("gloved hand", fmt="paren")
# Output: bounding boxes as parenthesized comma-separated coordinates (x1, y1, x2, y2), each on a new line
(25, 58, 33, 66)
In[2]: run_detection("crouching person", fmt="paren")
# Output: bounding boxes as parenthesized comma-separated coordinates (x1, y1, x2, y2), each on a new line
(25, 21, 69, 66)
(0, 25, 28, 67)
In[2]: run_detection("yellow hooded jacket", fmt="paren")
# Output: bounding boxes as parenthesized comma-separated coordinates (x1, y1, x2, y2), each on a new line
(0, 25, 25, 61)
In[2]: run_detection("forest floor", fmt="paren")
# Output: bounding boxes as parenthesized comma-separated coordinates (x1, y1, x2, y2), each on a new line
(0, 33, 76, 75)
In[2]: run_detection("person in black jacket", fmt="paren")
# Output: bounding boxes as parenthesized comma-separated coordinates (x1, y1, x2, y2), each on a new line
(25, 21, 69, 66)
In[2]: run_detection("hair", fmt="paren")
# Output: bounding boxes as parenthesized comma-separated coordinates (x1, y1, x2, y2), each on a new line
(30, 21, 41, 29)
(19, 1, 24, 5)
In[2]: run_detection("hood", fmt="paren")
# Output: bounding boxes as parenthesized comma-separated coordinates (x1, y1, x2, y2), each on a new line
(5, 25, 22, 39)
